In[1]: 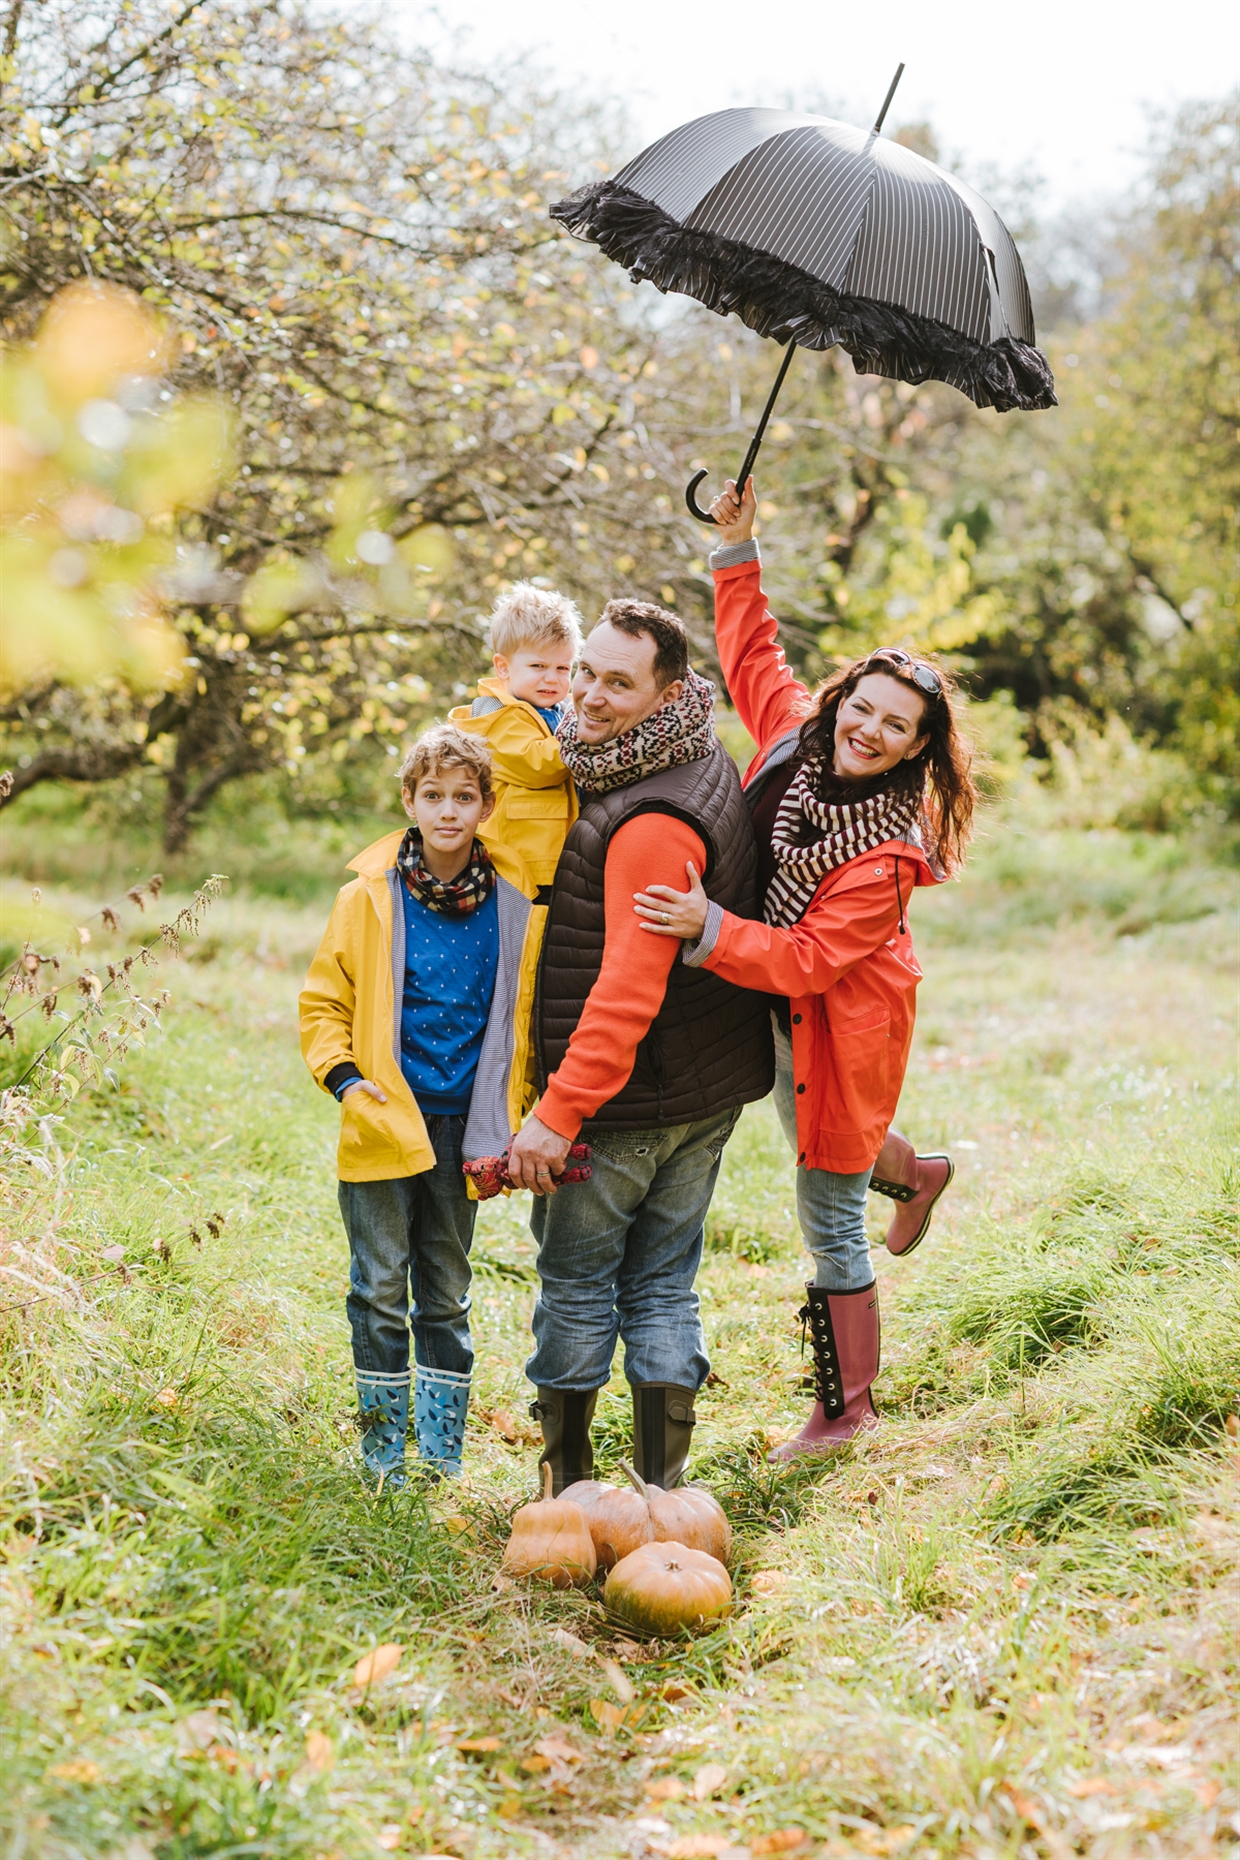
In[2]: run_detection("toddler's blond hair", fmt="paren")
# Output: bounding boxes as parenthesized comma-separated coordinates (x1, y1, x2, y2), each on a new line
(487, 582, 582, 661)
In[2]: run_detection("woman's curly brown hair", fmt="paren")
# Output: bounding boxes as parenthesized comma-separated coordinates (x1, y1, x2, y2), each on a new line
(796, 653, 977, 874)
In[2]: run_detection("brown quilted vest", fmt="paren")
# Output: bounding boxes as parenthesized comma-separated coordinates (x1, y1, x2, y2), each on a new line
(535, 740, 775, 1130)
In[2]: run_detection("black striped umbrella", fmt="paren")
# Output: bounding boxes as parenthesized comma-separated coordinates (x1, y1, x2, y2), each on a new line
(551, 75, 1055, 521)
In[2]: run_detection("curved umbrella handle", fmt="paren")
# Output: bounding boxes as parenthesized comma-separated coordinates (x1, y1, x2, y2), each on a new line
(685, 469, 716, 523)
(682, 338, 798, 526)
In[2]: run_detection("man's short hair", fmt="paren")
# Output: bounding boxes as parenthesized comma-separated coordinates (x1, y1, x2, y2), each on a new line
(399, 723, 493, 802)
(598, 599, 689, 688)
(488, 582, 583, 661)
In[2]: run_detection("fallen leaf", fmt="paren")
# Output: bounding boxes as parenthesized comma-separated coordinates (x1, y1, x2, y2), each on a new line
(693, 1762, 729, 1800)
(660, 1681, 695, 1702)
(750, 1570, 786, 1595)
(534, 1734, 583, 1764)
(353, 1642, 402, 1688)
(521, 1752, 551, 1773)
(646, 1776, 686, 1800)
(375, 1827, 402, 1852)
(177, 1710, 223, 1752)
(490, 1574, 515, 1593)
(304, 1730, 334, 1772)
(1002, 1786, 1046, 1828)
(456, 1735, 501, 1753)
(1224, 1414, 1238, 1437)
(153, 1388, 179, 1409)
(598, 1656, 636, 1703)
(444, 1515, 472, 1535)
(47, 1759, 100, 1784)
(208, 1744, 242, 1772)
(650, 1837, 731, 1858)
(751, 1835, 808, 1856)
(1067, 1778, 1115, 1798)
(552, 1626, 591, 1658)
(1194, 1778, 1221, 1807)
(497, 1793, 523, 1817)
(486, 1408, 520, 1443)
(854, 1830, 918, 1855)
(590, 1697, 628, 1731)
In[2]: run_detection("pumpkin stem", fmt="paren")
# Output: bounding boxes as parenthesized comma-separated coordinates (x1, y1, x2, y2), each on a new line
(541, 1461, 553, 1502)
(619, 1458, 649, 1499)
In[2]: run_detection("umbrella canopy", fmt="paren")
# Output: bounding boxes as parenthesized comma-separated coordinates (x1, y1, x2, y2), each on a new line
(552, 106, 1055, 416)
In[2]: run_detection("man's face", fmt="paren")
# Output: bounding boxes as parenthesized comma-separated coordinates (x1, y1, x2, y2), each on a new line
(571, 621, 683, 745)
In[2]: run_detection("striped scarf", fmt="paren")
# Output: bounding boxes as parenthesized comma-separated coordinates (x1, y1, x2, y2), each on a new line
(556, 667, 716, 795)
(396, 826, 494, 916)
(764, 759, 921, 927)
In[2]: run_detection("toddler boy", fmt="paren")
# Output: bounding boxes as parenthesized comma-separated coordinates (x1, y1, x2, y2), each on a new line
(449, 582, 582, 889)
(299, 724, 542, 1483)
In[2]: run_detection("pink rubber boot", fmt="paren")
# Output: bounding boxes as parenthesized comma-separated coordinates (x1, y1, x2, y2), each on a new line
(769, 1282, 881, 1460)
(870, 1128, 954, 1257)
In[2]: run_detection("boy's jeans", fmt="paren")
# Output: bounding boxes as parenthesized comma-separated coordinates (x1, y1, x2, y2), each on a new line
(526, 1108, 739, 1392)
(772, 1020, 873, 1291)
(338, 1113, 475, 1378)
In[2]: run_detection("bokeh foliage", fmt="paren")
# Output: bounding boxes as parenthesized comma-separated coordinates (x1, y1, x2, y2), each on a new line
(0, 5, 1235, 842)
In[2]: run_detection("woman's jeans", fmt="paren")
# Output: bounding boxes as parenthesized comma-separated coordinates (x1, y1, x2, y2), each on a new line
(337, 1113, 475, 1379)
(772, 1021, 874, 1292)
(526, 1108, 739, 1392)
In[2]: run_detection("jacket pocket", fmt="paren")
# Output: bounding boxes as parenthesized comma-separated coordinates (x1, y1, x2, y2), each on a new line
(338, 1087, 400, 1172)
(507, 792, 569, 818)
(827, 1009, 891, 1124)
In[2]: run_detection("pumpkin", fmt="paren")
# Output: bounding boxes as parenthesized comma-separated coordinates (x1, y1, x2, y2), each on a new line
(604, 1539, 732, 1638)
(500, 1463, 597, 1589)
(560, 1477, 655, 1571)
(620, 1461, 733, 1566)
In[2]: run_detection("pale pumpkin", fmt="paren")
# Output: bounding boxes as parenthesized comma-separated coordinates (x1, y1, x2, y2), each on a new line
(620, 1461, 733, 1566)
(604, 1539, 732, 1638)
(500, 1463, 597, 1589)
(560, 1476, 655, 1571)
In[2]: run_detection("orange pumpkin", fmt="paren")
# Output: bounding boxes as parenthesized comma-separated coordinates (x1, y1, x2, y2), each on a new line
(620, 1461, 732, 1566)
(604, 1540, 732, 1638)
(560, 1476, 654, 1571)
(500, 1463, 597, 1589)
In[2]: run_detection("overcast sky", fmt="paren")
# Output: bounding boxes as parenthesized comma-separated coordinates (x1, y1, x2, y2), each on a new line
(408, 0, 1237, 211)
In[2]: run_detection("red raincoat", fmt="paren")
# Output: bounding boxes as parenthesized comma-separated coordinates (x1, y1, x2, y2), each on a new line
(705, 557, 941, 1174)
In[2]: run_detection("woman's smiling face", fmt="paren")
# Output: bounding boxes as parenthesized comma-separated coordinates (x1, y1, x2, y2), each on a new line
(832, 672, 930, 779)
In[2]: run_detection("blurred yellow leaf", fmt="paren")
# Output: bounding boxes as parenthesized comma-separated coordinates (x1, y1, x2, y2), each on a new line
(579, 345, 599, 369)
(242, 558, 323, 634)
(47, 1759, 101, 1784)
(645, 1775, 685, 1800)
(751, 1834, 808, 1855)
(692, 1762, 728, 1800)
(456, 1736, 501, 1752)
(353, 1642, 402, 1687)
(649, 1837, 729, 1858)
(304, 1730, 334, 1772)
(551, 402, 575, 425)
(597, 1657, 634, 1703)
(398, 525, 454, 576)
(36, 280, 173, 401)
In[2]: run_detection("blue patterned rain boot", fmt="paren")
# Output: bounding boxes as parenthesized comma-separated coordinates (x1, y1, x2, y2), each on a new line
(414, 1367, 471, 1478)
(356, 1369, 410, 1487)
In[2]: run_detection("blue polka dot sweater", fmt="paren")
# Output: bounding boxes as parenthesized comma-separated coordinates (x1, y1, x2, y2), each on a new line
(399, 884, 499, 1115)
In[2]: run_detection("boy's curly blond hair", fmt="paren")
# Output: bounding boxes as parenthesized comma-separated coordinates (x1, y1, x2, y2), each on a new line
(398, 723, 493, 802)
(487, 581, 583, 660)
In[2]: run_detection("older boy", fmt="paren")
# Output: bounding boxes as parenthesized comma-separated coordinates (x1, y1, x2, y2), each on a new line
(299, 724, 542, 1482)
(449, 582, 582, 889)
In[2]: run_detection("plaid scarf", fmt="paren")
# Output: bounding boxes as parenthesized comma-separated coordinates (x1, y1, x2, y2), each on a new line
(396, 826, 495, 916)
(556, 667, 716, 795)
(764, 759, 921, 927)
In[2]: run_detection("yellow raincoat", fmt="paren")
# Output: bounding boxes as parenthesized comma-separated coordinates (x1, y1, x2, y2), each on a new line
(448, 677, 577, 889)
(299, 829, 545, 1183)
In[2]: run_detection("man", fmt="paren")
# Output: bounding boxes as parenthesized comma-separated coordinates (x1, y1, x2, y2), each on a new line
(506, 600, 774, 1492)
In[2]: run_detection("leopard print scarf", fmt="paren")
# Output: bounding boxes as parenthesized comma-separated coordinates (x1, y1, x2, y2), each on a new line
(556, 667, 716, 795)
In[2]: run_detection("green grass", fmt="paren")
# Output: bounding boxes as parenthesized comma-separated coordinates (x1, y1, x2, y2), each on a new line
(0, 826, 1237, 1859)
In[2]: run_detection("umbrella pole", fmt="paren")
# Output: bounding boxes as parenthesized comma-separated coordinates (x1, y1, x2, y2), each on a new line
(685, 338, 797, 524)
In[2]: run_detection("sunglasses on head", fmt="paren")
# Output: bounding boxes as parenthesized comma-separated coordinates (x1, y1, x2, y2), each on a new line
(863, 647, 943, 697)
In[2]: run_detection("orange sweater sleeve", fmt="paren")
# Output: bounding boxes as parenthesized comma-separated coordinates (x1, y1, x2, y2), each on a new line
(536, 813, 706, 1140)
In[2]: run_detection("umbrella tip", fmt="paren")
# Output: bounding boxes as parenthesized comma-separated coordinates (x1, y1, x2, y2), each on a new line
(872, 62, 905, 136)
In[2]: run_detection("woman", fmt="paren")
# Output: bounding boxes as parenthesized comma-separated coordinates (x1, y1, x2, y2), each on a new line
(634, 477, 975, 1457)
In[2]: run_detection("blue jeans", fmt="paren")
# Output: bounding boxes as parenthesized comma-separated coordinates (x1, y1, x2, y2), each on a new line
(338, 1113, 475, 1379)
(772, 1021, 874, 1291)
(526, 1108, 740, 1392)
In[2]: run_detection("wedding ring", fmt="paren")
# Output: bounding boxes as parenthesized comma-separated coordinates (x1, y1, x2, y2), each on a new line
(662, 912, 670, 925)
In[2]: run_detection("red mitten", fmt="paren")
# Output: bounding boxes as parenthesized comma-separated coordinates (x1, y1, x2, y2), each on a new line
(464, 1143, 592, 1196)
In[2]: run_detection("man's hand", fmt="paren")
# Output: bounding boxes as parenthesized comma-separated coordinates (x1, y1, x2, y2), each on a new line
(506, 1113, 573, 1194)
(341, 1079, 387, 1104)
(710, 475, 757, 543)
